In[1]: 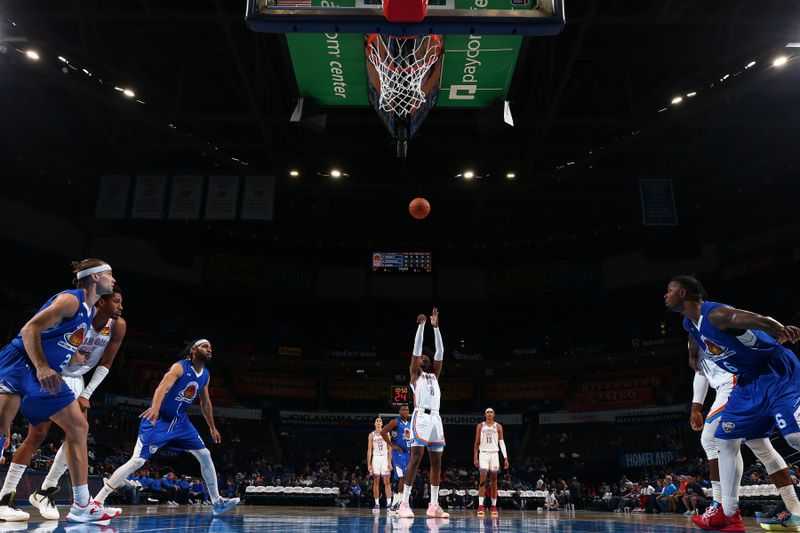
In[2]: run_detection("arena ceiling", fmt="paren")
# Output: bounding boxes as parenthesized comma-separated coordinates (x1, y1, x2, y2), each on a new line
(1, 0, 799, 253)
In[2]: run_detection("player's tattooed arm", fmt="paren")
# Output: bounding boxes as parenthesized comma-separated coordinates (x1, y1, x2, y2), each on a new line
(141, 363, 184, 424)
(410, 314, 426, 382)
(708, 306, 800, 343)
(21, 293, 79, 394)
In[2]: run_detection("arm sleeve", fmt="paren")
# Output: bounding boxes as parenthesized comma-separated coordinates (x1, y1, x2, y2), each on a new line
(499, 440, 508, 459)
(433, 327, 444, 361)
(413, 323, 424, 357)
(80, 366, 110, 399)
(692, 371, 709, 404)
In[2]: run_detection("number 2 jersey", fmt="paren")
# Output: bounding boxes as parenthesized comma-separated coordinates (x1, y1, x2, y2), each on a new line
(684, 301, 794, 383)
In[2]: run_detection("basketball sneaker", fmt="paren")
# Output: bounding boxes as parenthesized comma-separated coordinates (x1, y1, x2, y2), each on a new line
(398, 502, 414, 518)
(426, 503, 450, 518)
(211, 497, 240, 516)
(29, 486, 60, 520)
(691, 506, 745, 532)
(372, 505, 381, 513)
(477, 505, 485, 517)
(0, 492, 29, 522)
(66, 500, 120, 522)
(387, 503, 399, 516)
(759, 511, 800, 531)
(490, 506, 498, 517)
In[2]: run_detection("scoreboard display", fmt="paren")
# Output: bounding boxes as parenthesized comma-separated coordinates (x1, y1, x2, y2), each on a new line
(372, 252, 432, 273)
(391, 385, 411, 407)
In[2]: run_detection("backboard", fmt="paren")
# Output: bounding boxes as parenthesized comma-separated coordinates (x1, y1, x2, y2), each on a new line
(246, 0, 565, 36)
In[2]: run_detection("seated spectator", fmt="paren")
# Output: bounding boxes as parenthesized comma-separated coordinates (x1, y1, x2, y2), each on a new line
(656, 476, 678, 513)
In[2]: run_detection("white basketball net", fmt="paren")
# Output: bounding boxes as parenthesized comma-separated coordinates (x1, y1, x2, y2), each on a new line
(367, 34, 442, 117)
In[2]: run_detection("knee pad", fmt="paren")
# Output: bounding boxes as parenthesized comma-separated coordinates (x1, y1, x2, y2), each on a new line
(745, 437, 787, 475)
(701, 424, 719, 460)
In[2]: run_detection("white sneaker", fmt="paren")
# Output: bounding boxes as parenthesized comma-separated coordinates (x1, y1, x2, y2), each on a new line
(211, 497, 239, 516)
(66, 501, 120, 523)
(29, 487, 60, 520)
(425, 503, 450, 519)
(0, 492, 30, 522)
(398, 502, 414, 519)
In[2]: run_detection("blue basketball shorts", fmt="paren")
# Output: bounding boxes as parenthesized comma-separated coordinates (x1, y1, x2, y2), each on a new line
(0, 344, 76, 425)
(392, 450, 410, 480)
(134, 415, 206, 459)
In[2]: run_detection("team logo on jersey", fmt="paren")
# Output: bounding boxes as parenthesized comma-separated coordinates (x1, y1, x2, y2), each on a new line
(701, 337, 729, 358)
(149, 445, 159, 454)
(58, 324, 88, 352)
(100, 325, 111, 336)
(722, 422, 735, 433)
(176, 381, 200, 404)
(402, 428, 412, 442)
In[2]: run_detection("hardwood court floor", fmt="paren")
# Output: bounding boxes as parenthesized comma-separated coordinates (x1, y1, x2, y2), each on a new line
(1, 505, 767, 532)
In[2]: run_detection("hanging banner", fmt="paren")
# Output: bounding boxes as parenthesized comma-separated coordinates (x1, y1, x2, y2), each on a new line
(95, 175, 130, 219)
(130, 175, 167, 219)
(241, 176, 276, 220)
(619, 451, 675, 468)
(168, 175, 204, 220)
(205, 176, 240, 220)
(640, 179, 678, 225)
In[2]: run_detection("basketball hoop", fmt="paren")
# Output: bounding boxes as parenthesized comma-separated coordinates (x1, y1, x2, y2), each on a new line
(366, 33, 442, 118)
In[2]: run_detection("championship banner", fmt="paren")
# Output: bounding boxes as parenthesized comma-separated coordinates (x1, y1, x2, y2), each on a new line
(280, 410, 523, 427)
(95, 175, 130, 219)
(130, 175, 167, 219)
(619, 451, 675, 468)
(240, 176, 276, 220)
(539, 404, 689, 425)
(205, 176, 240, 220)
(639, 179, 678, 226)
(168, 175, 203, 220)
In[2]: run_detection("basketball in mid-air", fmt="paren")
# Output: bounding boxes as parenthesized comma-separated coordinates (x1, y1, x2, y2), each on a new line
(409, 197, 430, 220)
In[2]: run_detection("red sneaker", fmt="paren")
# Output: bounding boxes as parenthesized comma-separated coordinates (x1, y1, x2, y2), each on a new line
(691, 507, 745, 532)
(477, 505, 485, 517)
(490, 506, 498, 517)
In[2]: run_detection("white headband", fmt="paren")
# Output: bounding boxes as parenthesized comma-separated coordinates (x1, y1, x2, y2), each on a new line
(193, 339, 211, 348)
(485, 408, 494, 413)
(76, 264, 112, 279)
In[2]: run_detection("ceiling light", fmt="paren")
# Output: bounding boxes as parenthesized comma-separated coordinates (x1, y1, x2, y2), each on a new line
(721, 74, 730, 81)
(58, 56, 67, 63)
(289, 170, 300, 177)
(463, 171, 475, 179)
(686, 92, 697, 98)
(330, 169, 342, 178)
(25, 50, 40, 61)
(671, 96, 683, 105)
(746, 60, 757, 68)
(506, 172, 516, 179)
(773, 56, 788, 67)
(787, 43, 800, 49)
(122, 89, 135, 98)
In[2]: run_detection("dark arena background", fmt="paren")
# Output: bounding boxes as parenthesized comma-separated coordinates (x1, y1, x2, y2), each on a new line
(2, 1, 800, 532)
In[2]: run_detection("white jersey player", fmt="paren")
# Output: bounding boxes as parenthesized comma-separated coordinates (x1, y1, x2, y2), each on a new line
(473, 408, 509, 517)
(397, 308, 449, 519)
(367, 417, 393, 512)
(0, 287, 126, 522)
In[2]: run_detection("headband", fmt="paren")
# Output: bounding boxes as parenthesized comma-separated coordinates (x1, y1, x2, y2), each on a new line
(76, 264, 112, 279)
(485, 408, 495, 413)
(193, 339, 211, 348)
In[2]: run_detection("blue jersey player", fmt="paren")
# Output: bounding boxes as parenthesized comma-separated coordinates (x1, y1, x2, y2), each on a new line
(666, 275, 800, 532)
(0, 258, 120, 523)
(92, 339, 239, 516)
(381, 404, 411, 514)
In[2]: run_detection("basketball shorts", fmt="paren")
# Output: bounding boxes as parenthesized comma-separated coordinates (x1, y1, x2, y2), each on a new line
(371, 455, 390, 476)
(411, 409, 445, 450)
(134, 415, 206, 459)
(0, 344, 76, 425)
(63, 375, 85, 397)
(479, 451, 500, 473)
(392, 450, 410, 480)
(715, 349, 800, 440)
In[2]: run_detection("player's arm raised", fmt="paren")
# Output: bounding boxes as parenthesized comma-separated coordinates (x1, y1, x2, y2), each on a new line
(20, 293, 79, 394)
(473, 423, 481, 468)
(498, 423, 509, 470)
(198, 385, 221, 444)
(141, 362, 184, 424)
(431, 307, 444, 378)
(410, 313, 426, 383)
(78, 317, 127, 411)
(366, 433, 373, 475)
(708, 306, 800, 343)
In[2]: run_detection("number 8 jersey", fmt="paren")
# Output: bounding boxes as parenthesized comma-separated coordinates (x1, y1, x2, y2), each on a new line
(684, 301, 786, 379)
